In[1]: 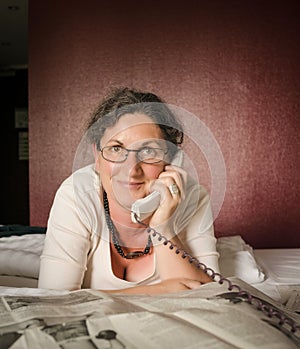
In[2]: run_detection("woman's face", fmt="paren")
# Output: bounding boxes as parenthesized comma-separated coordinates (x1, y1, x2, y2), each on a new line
(95, 113, 168, 210)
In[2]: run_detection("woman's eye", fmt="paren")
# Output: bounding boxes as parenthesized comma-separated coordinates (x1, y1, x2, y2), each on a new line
(140, 147, 156, 156)
(109, 146, 122, 153)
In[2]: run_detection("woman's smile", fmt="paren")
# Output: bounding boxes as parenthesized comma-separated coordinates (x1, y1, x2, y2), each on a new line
(116, 180, 144, 190)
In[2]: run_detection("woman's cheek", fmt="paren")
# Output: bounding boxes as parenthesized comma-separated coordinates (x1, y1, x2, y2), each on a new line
(96, 159, 112, 190)
(144, 163, 165, 180)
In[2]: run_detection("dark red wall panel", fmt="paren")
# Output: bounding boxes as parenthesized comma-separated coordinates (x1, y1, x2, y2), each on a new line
(29, 0, 300, 248)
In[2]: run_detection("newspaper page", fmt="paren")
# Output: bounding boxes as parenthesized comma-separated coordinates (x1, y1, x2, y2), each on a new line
(286, 289, 300, 313)
(0, 278, 299, 349)
(112, 278, 300, 349)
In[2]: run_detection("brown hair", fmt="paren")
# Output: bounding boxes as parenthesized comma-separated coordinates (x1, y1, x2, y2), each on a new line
(86, 87, 183, 158)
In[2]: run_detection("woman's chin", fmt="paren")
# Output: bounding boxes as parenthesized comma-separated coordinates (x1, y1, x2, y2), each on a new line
(111, 191, 141, 212)
(111, 184, 145, 208)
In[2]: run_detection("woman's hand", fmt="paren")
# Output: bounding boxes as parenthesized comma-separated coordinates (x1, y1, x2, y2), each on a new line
(143, 165, 213, 289)
(148, 278, 205, 294)
(149, 165, 187, 228)
(104, 277, 205, 295)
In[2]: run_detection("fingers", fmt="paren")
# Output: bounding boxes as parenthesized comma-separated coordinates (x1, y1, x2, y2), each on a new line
(157, 166, 187, 200)
(180, 278, 203, 290)
(159, 278, 203, 293)
(148, 167, 188, 227)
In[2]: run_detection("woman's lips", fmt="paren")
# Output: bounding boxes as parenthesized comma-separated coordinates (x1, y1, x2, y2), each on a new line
(117, 181, 144, 190)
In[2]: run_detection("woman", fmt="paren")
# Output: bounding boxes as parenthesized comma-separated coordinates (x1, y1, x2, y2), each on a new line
(38, 87, 219, 294)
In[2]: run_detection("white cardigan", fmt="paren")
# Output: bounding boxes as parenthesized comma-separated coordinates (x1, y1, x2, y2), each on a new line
(38, 164, 219, 290)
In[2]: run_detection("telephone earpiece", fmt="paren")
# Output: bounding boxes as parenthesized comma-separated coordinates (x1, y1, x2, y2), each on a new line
(131, 150, 184, 223)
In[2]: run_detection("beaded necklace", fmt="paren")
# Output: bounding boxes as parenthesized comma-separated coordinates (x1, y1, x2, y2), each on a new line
(103, 191, 152, 259)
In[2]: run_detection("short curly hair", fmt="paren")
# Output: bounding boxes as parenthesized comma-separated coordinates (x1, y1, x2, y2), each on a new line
(86, 87, 183, 158)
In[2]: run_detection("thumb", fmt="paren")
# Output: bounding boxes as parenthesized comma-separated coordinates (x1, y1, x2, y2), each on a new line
(180, 279, 203, 290)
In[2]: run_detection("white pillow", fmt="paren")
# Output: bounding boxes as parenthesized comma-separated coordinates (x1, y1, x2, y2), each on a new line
(217, 235, 265, 284)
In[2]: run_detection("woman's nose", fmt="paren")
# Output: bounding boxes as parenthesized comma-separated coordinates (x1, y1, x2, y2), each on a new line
(124, 151, 142, 173)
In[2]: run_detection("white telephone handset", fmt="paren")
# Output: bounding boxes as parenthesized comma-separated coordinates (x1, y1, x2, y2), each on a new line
(131, 150, 184, 223)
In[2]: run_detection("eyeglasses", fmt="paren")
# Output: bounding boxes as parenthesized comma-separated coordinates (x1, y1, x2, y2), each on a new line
(99, 145, 168, 164)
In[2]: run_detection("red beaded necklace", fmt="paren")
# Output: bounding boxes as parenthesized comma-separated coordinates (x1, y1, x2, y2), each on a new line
(103, 191, 152, 259)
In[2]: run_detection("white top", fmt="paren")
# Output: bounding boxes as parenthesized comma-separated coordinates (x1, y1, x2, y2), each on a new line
(38, 164, 219, 291)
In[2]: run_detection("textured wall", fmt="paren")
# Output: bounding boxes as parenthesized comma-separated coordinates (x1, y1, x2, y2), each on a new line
(29, 0, 300, 248)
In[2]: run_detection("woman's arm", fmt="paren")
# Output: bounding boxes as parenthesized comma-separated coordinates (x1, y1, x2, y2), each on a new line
(38, 179, 91, 290)
(146, 167, 218, 284)
(152, 232, 213, 284)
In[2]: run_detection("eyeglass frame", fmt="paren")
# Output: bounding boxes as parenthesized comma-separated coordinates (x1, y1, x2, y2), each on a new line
(98, 145, 169, 164)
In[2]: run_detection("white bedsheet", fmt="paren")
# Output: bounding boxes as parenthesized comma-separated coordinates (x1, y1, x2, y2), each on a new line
(253, 249, 300, 304)
(254, 249, 300, 285)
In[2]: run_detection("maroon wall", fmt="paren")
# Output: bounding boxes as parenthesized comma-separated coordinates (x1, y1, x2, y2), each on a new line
(29, 0, 300, 248)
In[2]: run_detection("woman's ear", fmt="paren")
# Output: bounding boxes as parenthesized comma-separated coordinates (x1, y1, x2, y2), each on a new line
(93, 143, 100, 173)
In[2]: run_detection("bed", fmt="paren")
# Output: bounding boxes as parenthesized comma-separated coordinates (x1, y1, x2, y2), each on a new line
(0, 227, 299, 348)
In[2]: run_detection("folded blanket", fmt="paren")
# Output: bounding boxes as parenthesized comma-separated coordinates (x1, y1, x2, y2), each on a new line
(0, 234, 45, 278)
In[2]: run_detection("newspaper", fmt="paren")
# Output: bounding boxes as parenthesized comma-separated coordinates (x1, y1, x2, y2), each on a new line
(286, 289, 300, 313)
(0, 278, 299, 349)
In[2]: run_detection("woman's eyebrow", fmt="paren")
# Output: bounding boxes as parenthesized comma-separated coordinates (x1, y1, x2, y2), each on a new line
(141, 140, 164, 147)
(106, 140, 124, 146)
(105, 139, 164, 147)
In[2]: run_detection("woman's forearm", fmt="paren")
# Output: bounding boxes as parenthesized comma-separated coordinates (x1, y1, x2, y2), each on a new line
(151, 229, 212, 284)
(101, 278, 204, 295)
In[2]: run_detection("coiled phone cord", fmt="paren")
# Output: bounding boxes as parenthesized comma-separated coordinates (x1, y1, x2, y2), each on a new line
(135, 216, 300, 336)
